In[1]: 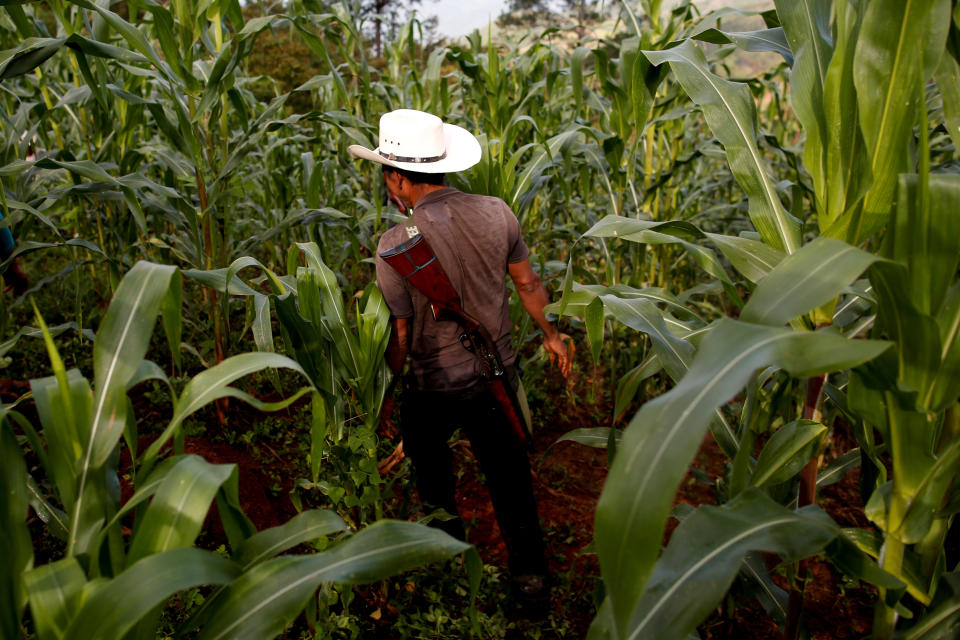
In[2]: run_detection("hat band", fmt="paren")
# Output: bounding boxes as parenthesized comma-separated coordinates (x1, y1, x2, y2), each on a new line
(379, 150, 447, 164)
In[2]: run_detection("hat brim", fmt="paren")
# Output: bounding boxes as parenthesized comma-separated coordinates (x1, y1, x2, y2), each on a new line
(348, 122, 481, 174)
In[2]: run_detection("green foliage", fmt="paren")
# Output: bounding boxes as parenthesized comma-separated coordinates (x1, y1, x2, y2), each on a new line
(2, 0, 959, 637)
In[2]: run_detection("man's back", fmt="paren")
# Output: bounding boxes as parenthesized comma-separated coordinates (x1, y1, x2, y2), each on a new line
(375, 187, 529, 391)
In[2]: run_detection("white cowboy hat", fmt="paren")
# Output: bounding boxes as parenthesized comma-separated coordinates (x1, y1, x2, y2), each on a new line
(347, 109, 481, 174)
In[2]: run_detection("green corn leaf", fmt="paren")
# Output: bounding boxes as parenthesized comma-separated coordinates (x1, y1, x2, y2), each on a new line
(928, 282, 960, 411)
(599, 297, 694, 383)
(692, 27, 793, 63)
(141, 352, 308, 467)
(146, 2, 187, 82)
(817, 449, 861, 488)
(234, 510, 350, 570)
(740, 236, 881, 326)
(644, 40, 800, 254)
(935, 49, 960, 152)
(23, 558, 87, 640)
(749, 419, 826, 488)
(197, 521, 474, 640)
(161, 271, 182, 371)
(582, 215, 736, 293)
(64, 548, 240, 640)
(887, 175, 960, 318)
(126, 456, 235, 565)
(599, 295, 738, 457)
(0, 419, 32, 638)
(595, 318, 889, 633)
(704, 233, 785, 284)
(888, 432, 960, 545)
(819, 0, 872, 233)
(25, 475, 69, 541)
(64, 0, 179, 85)
(195, 39, 238, 117)
(586, 296, 605, 365)
(0, 37, 64, 79)
(741, 551, 789, 624)
(843, 527, 929, 604)
(225, 256, 289, 296)
(870, 261, 941, 407)
(775, 0, 832, 214)
(251, 293, 274, 354)
(615, 356, 662, 420)
(901, 571, 960, 639)
(95, 456, 183, 553)
(553, 427, 623, 451)
(511, 127, 586, 215)
(275, 293, 334, 393)
(825, 534, 905, 597)
(82, 263, 176, 496)
(213, 463, 257, 552)
(553, 283, 702, 326)
(571, 46, 590, 113)
(29, 368, 93, 518)
(623, 491, 838, 640)
(851, 0, 952, 244)
(183, 267, 261, 296)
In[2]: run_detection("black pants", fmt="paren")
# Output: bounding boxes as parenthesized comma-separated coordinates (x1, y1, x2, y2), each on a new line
(400, 372, 548, 577)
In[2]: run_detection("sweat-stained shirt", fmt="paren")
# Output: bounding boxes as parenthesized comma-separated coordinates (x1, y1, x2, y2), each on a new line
(375, 187, 529, 391)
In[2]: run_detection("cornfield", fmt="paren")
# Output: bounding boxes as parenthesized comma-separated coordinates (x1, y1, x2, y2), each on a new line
(1, 0, 959, 638)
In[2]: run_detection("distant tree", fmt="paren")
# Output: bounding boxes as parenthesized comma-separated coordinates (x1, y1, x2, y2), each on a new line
(498, 0, 597, 32)
(360, 0, 439, 58)
(242, 4, 327, 113)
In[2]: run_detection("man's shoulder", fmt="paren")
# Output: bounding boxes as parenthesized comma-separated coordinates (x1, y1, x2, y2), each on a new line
(376, 223, 406, 254)
(429, 190, 513, 222)
(447, 189, 508, 209)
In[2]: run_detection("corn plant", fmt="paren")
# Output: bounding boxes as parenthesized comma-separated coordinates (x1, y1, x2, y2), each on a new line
(183, 240, 392, 525)
(549, 1, 960, 638)
(1, 260, 475, 640)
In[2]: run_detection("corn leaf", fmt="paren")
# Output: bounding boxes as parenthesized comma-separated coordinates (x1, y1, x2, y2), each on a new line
(740, 236, 881, 326)
(624, 491, 838, 640)
(692, 27, 793, 64)
(644, 40, 800, 254)
(595, 318, 889, 633)
(126, 456, 235, 565)
(234, 509, 350, 570)
(749, 419, 826, 488)
(775, 0, 832, 214)
(704, 233, 785, 284)
(197, 520, 474, 640)
(23, 558, 87, 640)
(141, 352, 308, 467)
(88, 262, 177, 467)
(850, 0, 952, 244)
(0, 418, 31, 638)
(64, 548, 240, 640)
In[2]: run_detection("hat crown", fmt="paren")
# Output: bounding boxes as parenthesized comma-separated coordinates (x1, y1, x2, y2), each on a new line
(378, 109, 446, 161)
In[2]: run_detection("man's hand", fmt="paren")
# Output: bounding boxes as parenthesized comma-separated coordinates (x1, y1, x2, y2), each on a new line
(379, 395, 399, 439)
(544, 332, 573, 377)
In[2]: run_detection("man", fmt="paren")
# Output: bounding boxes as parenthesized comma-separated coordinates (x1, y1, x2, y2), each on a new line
(348, 109, 570, 601)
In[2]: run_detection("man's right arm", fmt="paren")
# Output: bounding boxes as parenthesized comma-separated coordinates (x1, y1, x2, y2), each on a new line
(508, 258, 571, 377)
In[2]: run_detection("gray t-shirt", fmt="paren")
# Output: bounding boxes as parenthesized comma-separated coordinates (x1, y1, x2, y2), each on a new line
(376, 187, 529, 391)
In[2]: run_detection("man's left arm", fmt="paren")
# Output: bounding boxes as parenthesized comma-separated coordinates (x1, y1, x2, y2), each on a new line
(508, 258, 571, 377)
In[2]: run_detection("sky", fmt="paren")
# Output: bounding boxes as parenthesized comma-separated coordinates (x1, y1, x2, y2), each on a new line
(426, 0, 509, 37)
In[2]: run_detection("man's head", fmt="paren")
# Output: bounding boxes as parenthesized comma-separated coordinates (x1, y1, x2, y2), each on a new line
(382, 166, 446, 212)
(348, 109, 480, 175)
